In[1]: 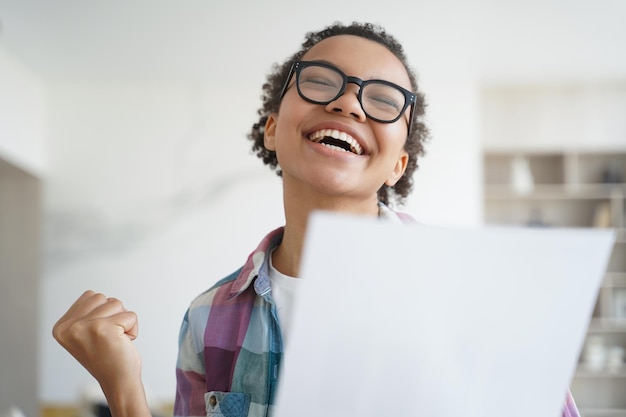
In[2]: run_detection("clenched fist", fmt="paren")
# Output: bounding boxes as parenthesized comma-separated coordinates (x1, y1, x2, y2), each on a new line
(53, 291, 151, 417)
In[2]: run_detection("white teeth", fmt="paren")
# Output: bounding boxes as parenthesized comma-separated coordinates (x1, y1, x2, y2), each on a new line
(322, 143, 349, 153)
(308, 129, 363, 155)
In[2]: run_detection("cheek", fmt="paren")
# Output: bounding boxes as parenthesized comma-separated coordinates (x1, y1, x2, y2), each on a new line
(377, 124, 408, 154)
(275, 101, 317, 144)
(275, 99, 302, 135)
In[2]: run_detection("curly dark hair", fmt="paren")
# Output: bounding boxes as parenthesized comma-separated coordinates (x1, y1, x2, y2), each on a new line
(248, 21, 429, 207)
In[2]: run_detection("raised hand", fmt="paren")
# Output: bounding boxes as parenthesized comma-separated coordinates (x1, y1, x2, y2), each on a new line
(52, 290, 151, 417)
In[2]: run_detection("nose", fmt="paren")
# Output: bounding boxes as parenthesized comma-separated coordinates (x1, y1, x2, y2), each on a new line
(324, 84, 367, 122)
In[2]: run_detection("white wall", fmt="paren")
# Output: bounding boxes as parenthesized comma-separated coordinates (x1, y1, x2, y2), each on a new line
(0, 45, 46, 176)
(406, 79, 482, 224)
(482, 82, 626, 152)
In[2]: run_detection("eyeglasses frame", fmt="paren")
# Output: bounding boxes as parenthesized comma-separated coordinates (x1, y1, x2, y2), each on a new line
(278, 60, 416, 138)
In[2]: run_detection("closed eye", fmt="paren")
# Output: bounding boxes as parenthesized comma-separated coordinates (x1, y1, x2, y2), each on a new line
(301, 75, 339, 88)
(368, 95, 402, 111)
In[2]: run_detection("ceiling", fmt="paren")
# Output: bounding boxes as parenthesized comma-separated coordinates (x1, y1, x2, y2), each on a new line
(0, 0, 625, 83)
(0, 0, 286, 81)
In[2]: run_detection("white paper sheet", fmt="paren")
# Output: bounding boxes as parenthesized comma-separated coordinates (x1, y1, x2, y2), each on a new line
(274, 212, 615, 417)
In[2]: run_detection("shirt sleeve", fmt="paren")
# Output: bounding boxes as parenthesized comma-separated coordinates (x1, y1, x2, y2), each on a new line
(562, 390, 580, 417)
(174, 309, 208, 417)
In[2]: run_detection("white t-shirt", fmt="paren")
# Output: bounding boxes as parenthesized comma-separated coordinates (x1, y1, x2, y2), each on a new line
(268, 250, 301, 347)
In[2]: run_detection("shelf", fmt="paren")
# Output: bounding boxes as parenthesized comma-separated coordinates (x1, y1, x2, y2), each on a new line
(588, 318, 626, 333)
(578, 409, 626, 417)
(576, 369, 626, 379)
(484, 201, 616, 229)
(602, 273, 626, 288)
(484, 149, 626, 413)
(484, 184, 626, 200)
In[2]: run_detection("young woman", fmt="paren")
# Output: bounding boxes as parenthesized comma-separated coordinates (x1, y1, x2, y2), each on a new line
(53, 22, 579, 417)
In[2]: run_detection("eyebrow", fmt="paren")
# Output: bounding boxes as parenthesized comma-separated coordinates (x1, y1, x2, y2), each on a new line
(308, 59, 335, 66)
(304, 59, 409, 88)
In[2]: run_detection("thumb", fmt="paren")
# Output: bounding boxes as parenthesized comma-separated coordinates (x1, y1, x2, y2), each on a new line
(114, 310, 139, 341)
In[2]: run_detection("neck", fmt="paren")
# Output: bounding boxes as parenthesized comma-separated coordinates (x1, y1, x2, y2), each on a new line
(271, 180, 380, 277)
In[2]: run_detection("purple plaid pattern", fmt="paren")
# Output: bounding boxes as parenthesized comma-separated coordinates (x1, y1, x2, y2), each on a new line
(174, 226, 283, 417)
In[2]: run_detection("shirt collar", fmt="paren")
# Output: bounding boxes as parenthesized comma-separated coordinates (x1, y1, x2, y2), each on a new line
(227, 226, 283, 300)
(228, 203, 415, 299)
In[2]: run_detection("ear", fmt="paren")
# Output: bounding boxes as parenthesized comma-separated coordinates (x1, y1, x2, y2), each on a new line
(385, 150, 409, 186)
(264, 113, 278, 151)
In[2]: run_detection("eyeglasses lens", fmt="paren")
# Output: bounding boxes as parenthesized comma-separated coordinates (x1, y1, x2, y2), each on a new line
(297, 64, 407, 123)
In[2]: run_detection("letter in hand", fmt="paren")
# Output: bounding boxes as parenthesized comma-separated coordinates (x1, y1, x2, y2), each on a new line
(52, 290, 151, 417)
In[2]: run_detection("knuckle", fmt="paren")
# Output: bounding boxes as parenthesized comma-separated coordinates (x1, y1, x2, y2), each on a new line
(51, 322, 63, 341)
(67, 321, 88, 340)
(92, 292, 107, 303)
(52, 320, 72, 342)
(107, 297, 124, 309)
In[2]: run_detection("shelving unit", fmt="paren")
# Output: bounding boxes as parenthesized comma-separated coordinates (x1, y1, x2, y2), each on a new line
(483, 150, 626, 417)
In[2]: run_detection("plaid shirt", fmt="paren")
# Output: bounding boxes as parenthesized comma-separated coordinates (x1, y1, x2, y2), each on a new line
(173, 204, 580, 417)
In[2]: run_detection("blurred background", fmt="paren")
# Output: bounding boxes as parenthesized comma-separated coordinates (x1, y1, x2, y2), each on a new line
(0, 1, 625, 416)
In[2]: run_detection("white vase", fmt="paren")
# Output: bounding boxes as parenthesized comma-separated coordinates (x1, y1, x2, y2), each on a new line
(583, 335, 607, 372)
(510, 156, 534, 195)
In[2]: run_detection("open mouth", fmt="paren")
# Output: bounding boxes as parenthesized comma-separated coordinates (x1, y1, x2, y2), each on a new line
(308, 129, 364, 155)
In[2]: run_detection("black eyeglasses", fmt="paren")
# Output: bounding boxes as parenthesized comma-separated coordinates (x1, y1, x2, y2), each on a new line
(279, 60, 416, 135)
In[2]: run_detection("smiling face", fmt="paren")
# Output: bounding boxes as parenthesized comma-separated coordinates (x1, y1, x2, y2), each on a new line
(263, 35, 412, 209)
